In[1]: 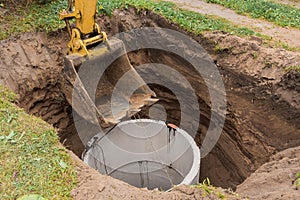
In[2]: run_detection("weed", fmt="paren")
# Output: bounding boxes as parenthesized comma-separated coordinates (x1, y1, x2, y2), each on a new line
(197, 178, 213, 197)
(217, 192, 225, 199)
(0, 86, 18, 102)
(251, 52, 259, 59)
(295, 173, 300, 187)
(272, 41, 300, 51)
(284, 65, 300, 73)
(214, 44, 233, 53)
(202, 177, 211, 186)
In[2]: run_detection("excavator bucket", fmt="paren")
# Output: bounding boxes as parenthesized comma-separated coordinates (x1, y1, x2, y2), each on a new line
(62, 37, 157, 128)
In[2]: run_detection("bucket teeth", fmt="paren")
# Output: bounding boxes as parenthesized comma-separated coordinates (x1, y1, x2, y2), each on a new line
(144, 98, 159, 104)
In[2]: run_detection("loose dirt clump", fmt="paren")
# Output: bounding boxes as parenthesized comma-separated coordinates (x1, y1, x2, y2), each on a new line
(237, 146, 300, 199)
(0, 6, 299, 199)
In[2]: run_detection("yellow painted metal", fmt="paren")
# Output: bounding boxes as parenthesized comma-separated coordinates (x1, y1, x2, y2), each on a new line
(59, 1, 158, 128)
(74, 0, 97, 34)
(59, 0, 107, 56)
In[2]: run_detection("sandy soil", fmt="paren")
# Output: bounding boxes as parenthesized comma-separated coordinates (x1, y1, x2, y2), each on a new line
(69, 151, 241, 200)
(165, 0, 300, 49)
(237, 146, 300, 199)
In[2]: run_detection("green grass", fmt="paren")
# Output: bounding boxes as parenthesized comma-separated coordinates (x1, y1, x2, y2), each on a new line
(0, 86, 77, 199)
(206, 0, 300, 29)
(295, 173, 300, 187)
(0, 1, 68, 40)
(189, 178, 239, 199)
(0, 0, 298, 51)
(284, 65, 300, 73)
(98, 0, 262, 37)
(0, 0, 263, 40)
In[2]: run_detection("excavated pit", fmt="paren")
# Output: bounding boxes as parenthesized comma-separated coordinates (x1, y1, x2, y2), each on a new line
(0, 7, 300, 190)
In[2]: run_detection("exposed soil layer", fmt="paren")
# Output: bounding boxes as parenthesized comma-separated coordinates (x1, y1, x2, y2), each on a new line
(100, 8, 300, 189)
(0, 7, 299, 199)
(0, 31, 69, 129)
(0, 30, 86, 156)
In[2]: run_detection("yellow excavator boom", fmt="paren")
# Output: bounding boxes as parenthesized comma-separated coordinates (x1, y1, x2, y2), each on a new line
(59, 0, 107, 55)
(59, 0, 157, 131)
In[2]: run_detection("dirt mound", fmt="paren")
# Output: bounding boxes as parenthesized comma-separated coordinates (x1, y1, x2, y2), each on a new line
(237, 146, 300, 199)
(0, 6, 299, 198)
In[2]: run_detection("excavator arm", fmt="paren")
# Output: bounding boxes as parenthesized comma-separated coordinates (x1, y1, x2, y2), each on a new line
(58, 0, 157, 133)
(59, 0, 107, 55)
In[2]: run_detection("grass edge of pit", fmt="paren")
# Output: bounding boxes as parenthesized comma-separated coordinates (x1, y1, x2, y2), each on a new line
(0, 85, 78, 200)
